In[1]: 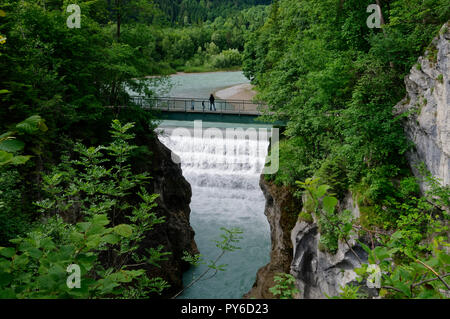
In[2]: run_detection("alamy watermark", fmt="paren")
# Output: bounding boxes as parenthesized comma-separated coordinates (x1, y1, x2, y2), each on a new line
(66, 264, 81, 289)
(366, 4, 382, 29)
(66, 4, 81, 29)
(166, 120, 279, 175)
(366, 264, 382, 289)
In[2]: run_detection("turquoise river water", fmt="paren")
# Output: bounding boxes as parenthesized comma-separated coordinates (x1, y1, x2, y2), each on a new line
(155, 72, 271, 299)
(160, 71, 250, 98)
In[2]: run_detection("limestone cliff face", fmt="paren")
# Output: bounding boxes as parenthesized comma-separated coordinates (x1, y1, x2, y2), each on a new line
(289, 24, 450, 298)
(245, 178, 370, 299)
(290, 192, 372, 299)
(244, 177, 299, 299)
(137, 135, 198, 298)
(394, 22, 450, 187)
(249, 23, 449, 300)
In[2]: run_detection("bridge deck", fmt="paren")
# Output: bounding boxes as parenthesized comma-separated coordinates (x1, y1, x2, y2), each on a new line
(130, 96, 266, 116)
(109, 97, 285, 125)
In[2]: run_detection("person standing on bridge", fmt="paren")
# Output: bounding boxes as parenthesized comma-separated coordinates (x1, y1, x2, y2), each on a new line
(209, 94, 216, 111)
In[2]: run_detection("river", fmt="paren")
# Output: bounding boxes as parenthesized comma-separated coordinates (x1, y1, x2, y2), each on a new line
(156, 71, 251, 98)
(155, 72, 271, 299)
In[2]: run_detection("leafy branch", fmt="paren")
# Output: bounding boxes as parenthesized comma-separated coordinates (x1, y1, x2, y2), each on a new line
(172, 227, 243, 299)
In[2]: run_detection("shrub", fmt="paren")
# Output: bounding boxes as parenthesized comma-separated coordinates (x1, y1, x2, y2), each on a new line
(211, 49, 242, 69)
(269, 273, 299, 299)
(316, 156, 349, 200)
(0, 120, 169, 298)
(0, 170, 32, 245)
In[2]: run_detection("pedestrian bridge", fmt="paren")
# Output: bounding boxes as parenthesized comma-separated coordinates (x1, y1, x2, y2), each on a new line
(129, 96, 284, 125)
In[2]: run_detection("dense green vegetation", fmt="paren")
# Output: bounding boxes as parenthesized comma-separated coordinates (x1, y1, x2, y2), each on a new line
(155, 0, 270, 25)
(1, 120, 170, 298)
(244, 0, 449, 298)
(153, 5, 269, 73)
(295, 176, 449, 298)
(0, 0, 167, 247)
(0, 0, 271, 299)
(245, 0, 449, 188)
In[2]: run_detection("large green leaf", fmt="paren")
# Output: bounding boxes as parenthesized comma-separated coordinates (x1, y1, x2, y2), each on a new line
(357, 240, 372, 255)
(92, 214, 110, 227)
(86, 234, 102, 249)
(103, 234, 120, 245)
(0, 151, 13, 165)
(27, 247, 43, 259)
(322, 196, 338, 214)
(0, 139, 25, 153)
(395, 281, 412, 298)
(113, 224, 133, 238)
(10, 155, 31, 165)
(316, 185, 330, 198)
(0, 247, 15, 258)
(16, 115, 47, 134)
(373, 246, 389, 262)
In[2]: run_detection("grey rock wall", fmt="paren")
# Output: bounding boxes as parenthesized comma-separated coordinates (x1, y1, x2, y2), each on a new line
(395, 23, 450, 188)
(244, 177, 299, 299)
(290, 192, 371, 299)
(137, 135, 198, 298)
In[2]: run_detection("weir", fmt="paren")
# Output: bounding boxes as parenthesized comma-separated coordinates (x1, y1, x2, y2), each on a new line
(157, 120, 272, 299)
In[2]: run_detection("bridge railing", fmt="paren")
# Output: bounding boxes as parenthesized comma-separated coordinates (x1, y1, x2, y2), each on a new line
(130, 96, 266, 115)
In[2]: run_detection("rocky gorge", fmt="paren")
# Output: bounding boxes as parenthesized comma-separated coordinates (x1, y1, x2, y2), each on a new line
(145, 23, 449, 300)
(138, 135, 198, 298)
(246, 23, 450, 299)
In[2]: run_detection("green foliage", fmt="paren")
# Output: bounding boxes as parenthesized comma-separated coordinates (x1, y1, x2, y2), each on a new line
(296, 178, 354, 253)
(354, 235, 449, 299)
(0, 1, 167, 136)
(156, 5, 269, 72)
(315, 156, 349, 200)
(243, 0, 448, 190)
(329, 285, 363, 299)
(154, 0, 271, 25)
(0, 0, 272, 300)
(0, 120, 169, 298)
(298, 211, 313, 223)
(244, 1, 449, 299)
(0, 170, 31, 245)
(210, 49, 242, 69)
(418, 165, 450, 211)
(0, 115, 48, 244)
(0, 115, 47, 166)
(355, 170, 445, 258)
(351, 173, 450, 299)
(269, 273, 299, 299)
(269, 137, 318, 186)
(0, 213, 143, 298)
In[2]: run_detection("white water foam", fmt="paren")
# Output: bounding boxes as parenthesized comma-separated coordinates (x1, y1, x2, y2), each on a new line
(158, 123, 271, 299)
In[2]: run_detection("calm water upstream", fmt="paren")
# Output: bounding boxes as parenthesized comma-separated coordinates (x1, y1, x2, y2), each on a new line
(157, 116, 271, 298)
(158, 71, 250, 98)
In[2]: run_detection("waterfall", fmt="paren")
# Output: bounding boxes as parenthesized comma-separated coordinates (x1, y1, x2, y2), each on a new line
(157, 122, 271, 299)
